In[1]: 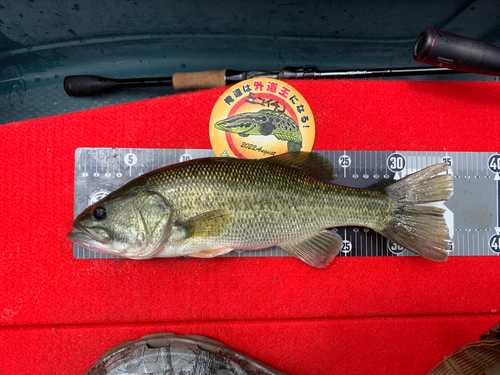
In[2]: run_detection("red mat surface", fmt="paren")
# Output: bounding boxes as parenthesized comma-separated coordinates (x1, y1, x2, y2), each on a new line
(0, 80, 499, 374)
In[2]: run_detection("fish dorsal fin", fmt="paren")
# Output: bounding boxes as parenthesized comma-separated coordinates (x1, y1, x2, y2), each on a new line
(279, 230, 342, 268)
(266, 152, 337, 181)
(183, 209, 232, 239)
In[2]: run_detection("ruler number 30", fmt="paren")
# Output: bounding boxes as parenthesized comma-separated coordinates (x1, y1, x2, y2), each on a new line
(387, 153, 406, 173)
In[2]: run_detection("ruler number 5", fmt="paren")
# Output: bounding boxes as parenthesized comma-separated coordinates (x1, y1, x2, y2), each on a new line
(124, 153, 137, 167)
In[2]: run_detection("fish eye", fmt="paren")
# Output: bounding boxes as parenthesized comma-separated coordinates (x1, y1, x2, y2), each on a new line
(92, 206, 107, 221)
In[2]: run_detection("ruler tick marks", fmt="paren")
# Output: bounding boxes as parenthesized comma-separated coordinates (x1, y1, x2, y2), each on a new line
(72, 148, 498, 259)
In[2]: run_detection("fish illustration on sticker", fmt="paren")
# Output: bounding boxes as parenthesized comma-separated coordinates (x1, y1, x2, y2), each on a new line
(214, 109, 303, 152)
(209, 78, 315, 159)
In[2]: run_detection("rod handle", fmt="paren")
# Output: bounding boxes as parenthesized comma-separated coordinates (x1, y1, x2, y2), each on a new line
(172, 70, 226, 90)
(64, 75, 118, 96)
(414, 28, 500, 76)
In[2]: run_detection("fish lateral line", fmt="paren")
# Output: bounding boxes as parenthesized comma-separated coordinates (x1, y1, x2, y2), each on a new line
(68, 153, 453, 265)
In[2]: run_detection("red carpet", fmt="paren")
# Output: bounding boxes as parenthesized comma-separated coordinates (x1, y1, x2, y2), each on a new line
(0, 80, 499, 374)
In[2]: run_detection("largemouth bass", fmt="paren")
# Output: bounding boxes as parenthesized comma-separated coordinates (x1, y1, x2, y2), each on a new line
(68, 152, 453, 267)
(214, 109, 303, 152)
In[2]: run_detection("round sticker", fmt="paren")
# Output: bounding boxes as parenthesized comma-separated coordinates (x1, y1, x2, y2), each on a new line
(209, 78, 315, 158)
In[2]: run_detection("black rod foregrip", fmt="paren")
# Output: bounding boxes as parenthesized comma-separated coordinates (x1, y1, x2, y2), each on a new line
(414, 28, 500, 76)
(64, 75, 173, 96)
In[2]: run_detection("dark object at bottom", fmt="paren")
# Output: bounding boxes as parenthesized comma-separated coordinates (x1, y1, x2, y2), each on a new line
(85, 333, 287, 375)
(427, 321, 500, 375)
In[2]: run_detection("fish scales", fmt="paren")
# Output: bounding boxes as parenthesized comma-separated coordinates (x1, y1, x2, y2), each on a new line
(68, 152, 453, 266)
(147, 158, 387, 250)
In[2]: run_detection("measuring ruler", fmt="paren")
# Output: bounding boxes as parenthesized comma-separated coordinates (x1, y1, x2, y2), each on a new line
(72, 148, 500, 259)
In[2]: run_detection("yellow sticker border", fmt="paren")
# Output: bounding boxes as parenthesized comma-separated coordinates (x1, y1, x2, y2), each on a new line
(209, 78, 315, 159)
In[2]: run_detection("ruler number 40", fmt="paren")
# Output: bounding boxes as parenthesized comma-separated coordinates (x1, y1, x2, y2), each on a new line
(490, 235, 500, 254)
(488, 154, 500, 173)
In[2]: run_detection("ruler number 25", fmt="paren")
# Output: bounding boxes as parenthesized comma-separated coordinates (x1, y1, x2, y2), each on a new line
(339, 155, 351, 168)
(442, 156, 453, 167)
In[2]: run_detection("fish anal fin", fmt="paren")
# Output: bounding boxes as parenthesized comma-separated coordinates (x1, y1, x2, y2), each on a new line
(279, 230, 342, 268)
(184, 209, 232, 239)
(266, 152, 337, 181)
(188, 247, 234, 258)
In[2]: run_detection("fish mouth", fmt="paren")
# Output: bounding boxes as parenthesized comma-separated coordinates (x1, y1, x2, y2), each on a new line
(67, 230, 94, 244)
(214, 119, 254, 134)
(67, 222, 112, 253)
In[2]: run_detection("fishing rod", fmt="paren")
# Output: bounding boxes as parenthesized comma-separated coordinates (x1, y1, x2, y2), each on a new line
(64, 66, 459, 96)
(414, 28, 500, 76)
(64, 28, 500, 97)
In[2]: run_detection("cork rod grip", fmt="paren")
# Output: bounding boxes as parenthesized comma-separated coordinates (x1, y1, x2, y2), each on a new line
(172, 70, 227, 90)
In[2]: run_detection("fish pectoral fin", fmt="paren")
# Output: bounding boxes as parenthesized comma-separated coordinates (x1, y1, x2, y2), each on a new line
(279, 230, 342, 268)
(183, 209, 232, 239)
(266, 152, 337, 181)
(188, 247, 234, 258)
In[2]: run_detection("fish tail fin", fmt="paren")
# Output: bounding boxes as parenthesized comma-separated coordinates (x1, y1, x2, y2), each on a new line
(381, 163, 453, 261)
